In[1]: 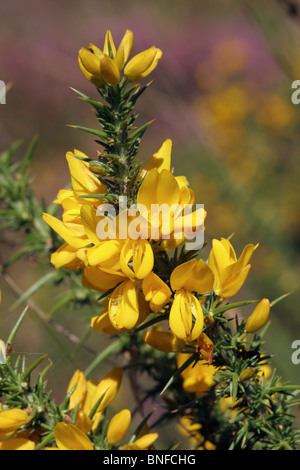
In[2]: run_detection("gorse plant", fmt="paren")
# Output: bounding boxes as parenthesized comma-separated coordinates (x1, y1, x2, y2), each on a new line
(0, 29, 299, 451)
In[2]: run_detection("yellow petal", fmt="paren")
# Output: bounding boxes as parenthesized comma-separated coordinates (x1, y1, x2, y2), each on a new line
(43, 213, 87, 249)
(141, 139, 172, 176)
(142, 272, 172, 311)
(82, 266, 126, 292)
(218, 264, 251, 298)
(170, 259, 214, 294)
(66, 151, 106, 198)
(143, 330, 185, 352)
(67, 370, 87, 411)
(120, 239, 154, 280)
(78, 47, 101, 77)
(124, 46, 161, 82)
(90, 367, 123, 415)
(122, 433, 158, 450)
(103, 30, 116, 58)
(115, 30, 134, 70)
(50, 243, 79, 269)
(100, 54, 120, 85)
(80, 205, 101, 245)
(54, 422, 93, 450)
(0, 408, 28, 441)
(78, 56, 104, 87)
(169, 290, 203, 341)
(108, 280, 140, 330)
(0, 438, 35, 450)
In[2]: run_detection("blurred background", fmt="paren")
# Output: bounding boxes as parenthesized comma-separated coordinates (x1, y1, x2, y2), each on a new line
(0, 0, 300, 446)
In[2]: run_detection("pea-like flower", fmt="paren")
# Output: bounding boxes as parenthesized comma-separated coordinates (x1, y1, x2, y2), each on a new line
(208, 238, 258, 299)
(169, 259, 214, 341)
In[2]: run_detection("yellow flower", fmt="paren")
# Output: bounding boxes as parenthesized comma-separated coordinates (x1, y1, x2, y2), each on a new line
(78, 29, 162, 86)
(142, 272, 172, 311)
(177, 415, 203, 447)
(108, 279, 140, 330)
(91, 291, 149, 335)
(106, 409, 131, 445)
(137, 167, 205, 249)
(169, 259, 214, 341)
(177, 354, 216, 398)
(196, 332, 214, 362)
(143, 330, 186, 353)
(67, 367, 123, 433)
(53, 422, 94, 450)
(120, 238, 154, 280)
(208, 238, 258, 298)
(245, 298, 270, 333)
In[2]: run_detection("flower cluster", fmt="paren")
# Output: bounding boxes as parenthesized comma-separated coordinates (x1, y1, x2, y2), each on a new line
(78, 29, 162, 87)
(1, 26, 297, 452)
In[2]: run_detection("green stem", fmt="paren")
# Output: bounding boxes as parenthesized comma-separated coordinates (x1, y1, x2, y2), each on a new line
(84, 339, 123, 377)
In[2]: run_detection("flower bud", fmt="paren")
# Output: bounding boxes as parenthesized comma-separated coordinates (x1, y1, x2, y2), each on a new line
(239, 367, 255, 381)
(245, 298, 270, 333)
(143, 330, 185, 352)
(107, 409, 131, 445)
(78, 47, 104, 87)
(124, 46, 162, 82)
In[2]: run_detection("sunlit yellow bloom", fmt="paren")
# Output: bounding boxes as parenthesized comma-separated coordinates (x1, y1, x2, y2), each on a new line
(170, 259, 214, 294)
(142, 272, 172, 311)
(168, 259, 214, 341)
(91, 292, 149, 334)
(177, 354, 216, 398)
(53, 422, 94, 450)
(169, 290, 204, 342)
(108, 279, 140, 330)
(143, 330, 186, 353)
(0, 408, 28, 441)
(245, 298, 270, 333)
(120, 238, 154, 280)
(208, 238, 258, 298)
(107, 409, 131, 445)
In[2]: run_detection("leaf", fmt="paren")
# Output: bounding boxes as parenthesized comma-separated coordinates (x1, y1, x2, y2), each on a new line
(67, 124, 107, 140)
(230, 372, 239, 403)
(212, 299, 259, 316)
(10, 271, 59, 310)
